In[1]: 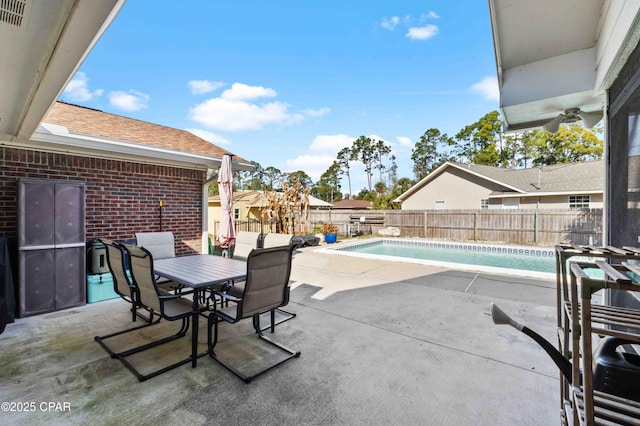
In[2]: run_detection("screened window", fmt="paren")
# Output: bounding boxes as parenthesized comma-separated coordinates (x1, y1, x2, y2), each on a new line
(480, 199, 489, 209)
(234, 208, 240, 219)
(569, 195, 590, 209)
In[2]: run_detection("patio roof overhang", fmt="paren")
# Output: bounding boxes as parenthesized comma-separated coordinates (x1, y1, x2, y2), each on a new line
(488, 0, 640, 132)
(0, 0, 126, 143)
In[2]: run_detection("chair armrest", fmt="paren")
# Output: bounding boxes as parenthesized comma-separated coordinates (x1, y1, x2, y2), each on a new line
(216, 291, 242, 304)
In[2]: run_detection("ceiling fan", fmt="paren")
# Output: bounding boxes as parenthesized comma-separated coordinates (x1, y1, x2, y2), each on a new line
(543, 108, 603, 133)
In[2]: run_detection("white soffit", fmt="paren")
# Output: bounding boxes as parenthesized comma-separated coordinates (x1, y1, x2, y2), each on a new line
(489, 0, 607, 131)
(0, 0, 125, 141)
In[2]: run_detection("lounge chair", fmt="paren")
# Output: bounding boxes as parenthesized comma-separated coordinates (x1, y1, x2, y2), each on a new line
(207, 244, 300, 383)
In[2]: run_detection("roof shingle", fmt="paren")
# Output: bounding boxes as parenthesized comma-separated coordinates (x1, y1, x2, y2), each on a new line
(43, 101, 248, 163)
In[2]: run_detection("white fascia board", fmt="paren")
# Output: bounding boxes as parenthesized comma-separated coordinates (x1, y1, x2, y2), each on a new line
(25, 125, 223, 170)
(490, 190, 602, 199)
(595, 0, 640, 91)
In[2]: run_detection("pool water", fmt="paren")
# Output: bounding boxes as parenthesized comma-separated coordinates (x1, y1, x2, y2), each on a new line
(325, 239, 556, 276)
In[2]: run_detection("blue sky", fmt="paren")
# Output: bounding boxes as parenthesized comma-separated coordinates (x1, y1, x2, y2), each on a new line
(60, 0, 499, 192)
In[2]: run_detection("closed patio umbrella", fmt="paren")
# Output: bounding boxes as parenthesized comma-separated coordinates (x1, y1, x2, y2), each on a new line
(217, 154, 236, 256)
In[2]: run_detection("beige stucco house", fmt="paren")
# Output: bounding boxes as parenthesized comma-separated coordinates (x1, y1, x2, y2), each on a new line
(395, 160, 603, 210)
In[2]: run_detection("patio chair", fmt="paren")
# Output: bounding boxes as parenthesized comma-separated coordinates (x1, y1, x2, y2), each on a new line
(100, 238, 179, 323)
(262, 232, 294, 248)
(96, 245, 208, 382)
(207, 244, 300, 383)
(249, 232, 298, 327)
(231, 231, 263, 260)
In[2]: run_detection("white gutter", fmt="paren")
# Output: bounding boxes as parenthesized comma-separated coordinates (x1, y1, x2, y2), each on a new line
(491, 190, 602, 199)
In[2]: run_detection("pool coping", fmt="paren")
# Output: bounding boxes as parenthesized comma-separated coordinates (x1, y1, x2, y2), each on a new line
(317, 238, 556, 281)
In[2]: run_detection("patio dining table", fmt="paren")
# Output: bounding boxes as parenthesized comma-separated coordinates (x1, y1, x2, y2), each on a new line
(153, 254, 247, 368)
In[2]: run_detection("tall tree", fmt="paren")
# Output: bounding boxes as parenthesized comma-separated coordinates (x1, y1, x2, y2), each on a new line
(286, 170, 313, 188)
(336, 147, 352, 199)
(387, 154, 398, 187)
(314, 161, 342, 202)
(350, 136, 382, 191)
(263, 166, 284, 191)
(244, 161, 265, 190)
(411, 128, 453, 180)
(374, 139, 392, 183)
(524, 125, 604, 165)
(452, 111, 502, 165)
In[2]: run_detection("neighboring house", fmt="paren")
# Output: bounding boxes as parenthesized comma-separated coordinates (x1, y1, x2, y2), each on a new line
(331, 199, 372, 210)
(395, 161, 603, 210)
(208, 190, 332, 234)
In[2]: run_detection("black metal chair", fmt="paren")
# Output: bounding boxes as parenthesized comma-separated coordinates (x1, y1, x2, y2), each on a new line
(208, 244, 300, 383)
(95, 245, 208, 382)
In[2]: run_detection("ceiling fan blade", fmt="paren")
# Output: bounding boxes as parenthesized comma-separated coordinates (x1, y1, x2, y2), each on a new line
(579, 110, 603, 128)
(543, 114, 564, 133)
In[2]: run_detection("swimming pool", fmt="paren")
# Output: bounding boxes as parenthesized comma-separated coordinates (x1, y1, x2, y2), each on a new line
(319, 238, 556, 279)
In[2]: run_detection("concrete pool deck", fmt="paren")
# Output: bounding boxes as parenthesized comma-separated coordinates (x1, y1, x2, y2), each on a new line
(0, 243, 560, 425)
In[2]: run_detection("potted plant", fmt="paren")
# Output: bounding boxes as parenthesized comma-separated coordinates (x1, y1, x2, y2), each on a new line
(322, 222, 339, 244)
(312, 225, 324, 243)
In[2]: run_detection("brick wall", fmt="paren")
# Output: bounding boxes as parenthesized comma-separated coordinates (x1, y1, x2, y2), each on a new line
(0, 147, 206, 255)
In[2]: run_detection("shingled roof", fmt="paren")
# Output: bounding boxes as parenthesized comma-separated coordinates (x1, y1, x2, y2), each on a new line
(42, 101, 248, 164)
(460, 160, 603, 194)
(396, 160, 603, 202)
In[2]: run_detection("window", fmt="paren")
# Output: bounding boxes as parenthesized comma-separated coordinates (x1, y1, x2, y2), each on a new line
(234, 208, 240, 219)
(435, 201, 445, 210)
(569, 195, 590, 209)
(480, 199, 489, 209)
(502, 198, 519, 209)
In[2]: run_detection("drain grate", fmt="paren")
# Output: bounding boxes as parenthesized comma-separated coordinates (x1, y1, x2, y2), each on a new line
(0, 0, 27, 27)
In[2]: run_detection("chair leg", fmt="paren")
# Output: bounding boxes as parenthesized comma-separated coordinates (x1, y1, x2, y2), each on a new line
(208, 313, 300, 383)
(258, 308, 297, 332)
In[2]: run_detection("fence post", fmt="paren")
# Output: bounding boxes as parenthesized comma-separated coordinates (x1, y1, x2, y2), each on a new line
(474, 212, 478, 241)
(534, 210, 538, 243)
(424, 211, 428, 238)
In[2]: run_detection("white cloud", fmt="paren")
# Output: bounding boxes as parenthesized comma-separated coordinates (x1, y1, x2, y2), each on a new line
(189, 82, 327, 131)
(62, 72, 103, 102)
(302, 107, 331, 118)
(188, 80, 225, 95)
(308, 134, 354, 153)
(396, 136, 413, 147)
(185, 128, 231, 145)
(220, 83, 277, 101)
(406, 24, 439, 40)
(381, 16, 400, 30)
(470, 76, 499, 101)
(285, 154, 337, 181)
(426, 11, 439, 19)
(109, 90, 149, 111)
(190, 97, 302, 131)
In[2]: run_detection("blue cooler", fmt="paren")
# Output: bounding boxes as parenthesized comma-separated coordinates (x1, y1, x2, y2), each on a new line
(87, 273, 119, 303)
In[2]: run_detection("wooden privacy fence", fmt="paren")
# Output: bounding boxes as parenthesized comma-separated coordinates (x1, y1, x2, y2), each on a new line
(307, 209, 603, 246)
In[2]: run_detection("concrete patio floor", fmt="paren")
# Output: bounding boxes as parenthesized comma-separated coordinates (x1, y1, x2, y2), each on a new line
(0, 245, 561, 425)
